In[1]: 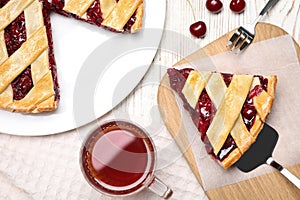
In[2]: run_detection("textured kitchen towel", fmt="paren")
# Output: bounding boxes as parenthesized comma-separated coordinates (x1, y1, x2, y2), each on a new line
(0, 111, 207, 199)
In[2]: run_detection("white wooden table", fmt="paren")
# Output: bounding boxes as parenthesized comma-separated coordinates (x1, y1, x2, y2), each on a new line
(0, 0, 299, 199)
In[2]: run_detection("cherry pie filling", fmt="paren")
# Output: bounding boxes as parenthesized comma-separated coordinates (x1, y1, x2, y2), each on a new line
(168, 68, 268, 162)
(1, 0, 59, 101)
(50, 0, 137, 32)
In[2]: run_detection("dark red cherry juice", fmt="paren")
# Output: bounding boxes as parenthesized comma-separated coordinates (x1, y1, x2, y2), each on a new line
(81, 121, 155, 195)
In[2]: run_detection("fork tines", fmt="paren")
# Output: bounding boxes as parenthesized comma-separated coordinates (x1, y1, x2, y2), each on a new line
(226, 27, 254, 53)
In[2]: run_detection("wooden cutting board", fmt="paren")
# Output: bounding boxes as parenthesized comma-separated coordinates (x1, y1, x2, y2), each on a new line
(157, 22, 300, 199)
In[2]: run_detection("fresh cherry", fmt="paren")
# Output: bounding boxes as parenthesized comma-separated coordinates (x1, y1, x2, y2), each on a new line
(230, 0, 246, 14)
(242, 106, 255, 120)
(206, 0, 223, 14)
(189, 21, 207, 38)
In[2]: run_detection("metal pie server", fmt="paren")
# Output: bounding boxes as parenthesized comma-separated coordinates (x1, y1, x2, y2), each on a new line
(235, 123, 300, 189)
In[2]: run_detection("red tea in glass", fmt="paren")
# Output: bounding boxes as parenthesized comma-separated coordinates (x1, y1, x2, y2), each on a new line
(80, 120, 172, 198)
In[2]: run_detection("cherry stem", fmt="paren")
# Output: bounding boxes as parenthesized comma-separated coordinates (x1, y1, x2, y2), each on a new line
(186, 0, 196, 21)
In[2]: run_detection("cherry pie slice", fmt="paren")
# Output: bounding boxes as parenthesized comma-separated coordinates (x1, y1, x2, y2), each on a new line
(0, 0, 59, 113)
(167, 68, 277, 169)
(47, 0, 144, 33)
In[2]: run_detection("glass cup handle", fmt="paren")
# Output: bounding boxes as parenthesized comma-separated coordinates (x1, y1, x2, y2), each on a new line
(147, 176, 173, 199)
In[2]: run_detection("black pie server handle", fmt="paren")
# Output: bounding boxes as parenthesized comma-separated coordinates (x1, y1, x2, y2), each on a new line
(235, 123, 300, 189)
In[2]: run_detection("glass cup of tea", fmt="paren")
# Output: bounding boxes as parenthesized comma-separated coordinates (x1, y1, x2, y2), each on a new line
(80, 120, 173, 199)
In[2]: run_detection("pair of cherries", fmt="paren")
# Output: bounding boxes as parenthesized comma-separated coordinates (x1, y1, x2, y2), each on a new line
(206, 0, 246, 14)
(190, 0, 246, 38)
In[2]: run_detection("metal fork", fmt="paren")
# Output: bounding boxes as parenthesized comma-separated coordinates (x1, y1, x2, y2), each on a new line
(227, 0, 280, 53)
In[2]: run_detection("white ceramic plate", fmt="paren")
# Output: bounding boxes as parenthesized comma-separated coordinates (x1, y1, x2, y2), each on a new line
(0, 0, 166, 136)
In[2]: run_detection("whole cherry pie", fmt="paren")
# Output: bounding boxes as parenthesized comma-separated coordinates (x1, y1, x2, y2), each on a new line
(0, 0, 144, 113)
(167, 68, 277, 169)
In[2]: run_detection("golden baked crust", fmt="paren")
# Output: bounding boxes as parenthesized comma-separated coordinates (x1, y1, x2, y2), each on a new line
(0, 0, 35, 31)
(168, 69, 277, 169)
(101, 0, 144, 32)
(182, 70, 211, 108)
(250, 116, 264, 138)
(6, 71, 55, 112)
(267, 75, 277, 98)
(206, 75, 253, 155)
(254, 90, 274, 121)
(131, 2, 144, 32)
(230, 116, 255, 154)
(221, 148, 242, 169)
(62, 0, 144, 32)
(0, 0, 57, 113)
(63, 0, 95, 16)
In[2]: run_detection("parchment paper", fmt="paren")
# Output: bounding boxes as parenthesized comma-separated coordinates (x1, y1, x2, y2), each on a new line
(178, 35, 300, 190)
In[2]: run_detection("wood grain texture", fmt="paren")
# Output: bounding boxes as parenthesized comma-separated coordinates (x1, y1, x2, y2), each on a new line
(157, 23, 300, 199)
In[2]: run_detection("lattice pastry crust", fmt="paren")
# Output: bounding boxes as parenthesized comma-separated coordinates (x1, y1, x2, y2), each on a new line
(0, 0, 58, 113)
(49, 0, 144, 32)
(168, 68, 277, 169)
